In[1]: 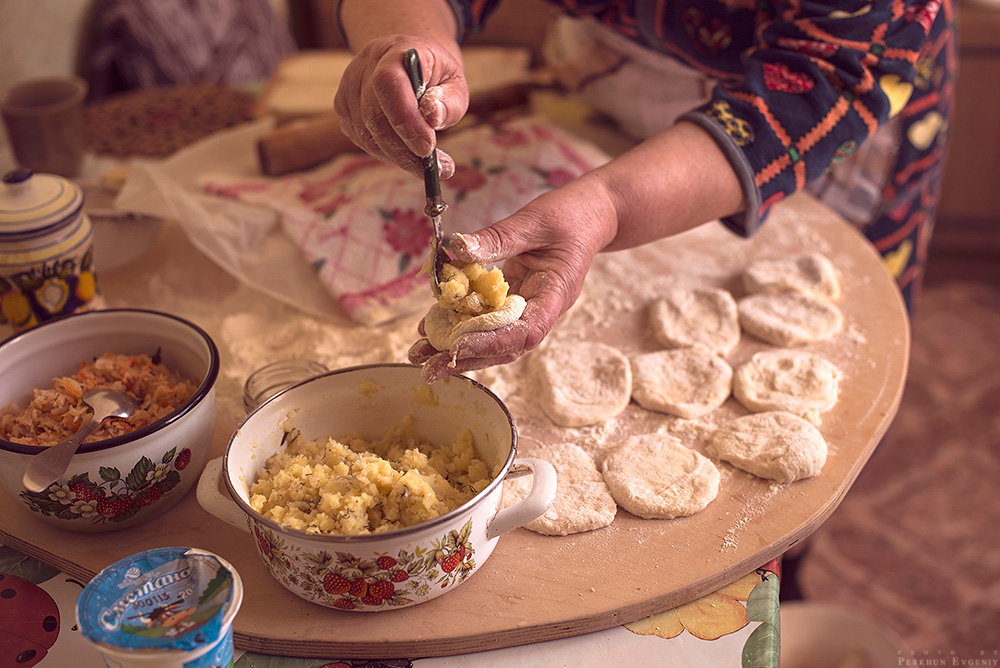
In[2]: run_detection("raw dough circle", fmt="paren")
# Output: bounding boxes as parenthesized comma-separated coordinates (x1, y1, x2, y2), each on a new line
(602, 433, 720, 519)
(424, 295, 527, 351)
(738, 291, 844, 347)
(649, 286, 741, 355)
(530, 341, 632, 427)
(742, 253, 841, 300)
(502, 442, 617, 536)
(733, 349, 841, 424)
(708, 411, 828, 483)
(630, 348, 733, 419)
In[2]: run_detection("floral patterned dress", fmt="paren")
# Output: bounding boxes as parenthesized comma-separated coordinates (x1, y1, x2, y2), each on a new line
(449, 0, 957, 311)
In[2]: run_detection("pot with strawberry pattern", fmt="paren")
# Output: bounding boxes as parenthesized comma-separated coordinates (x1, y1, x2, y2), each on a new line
(197, 363, 556, 611)
(0, 309, 220, 531)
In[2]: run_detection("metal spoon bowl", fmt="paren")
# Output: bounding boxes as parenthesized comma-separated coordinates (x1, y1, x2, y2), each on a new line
(22, 389, 140, 493)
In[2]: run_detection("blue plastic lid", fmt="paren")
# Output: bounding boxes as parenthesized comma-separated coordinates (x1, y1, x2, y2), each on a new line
(77, 547, 235, 652)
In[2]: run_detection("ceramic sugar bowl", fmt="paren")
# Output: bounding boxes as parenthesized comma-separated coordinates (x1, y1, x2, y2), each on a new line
(0, 168, 103, 334)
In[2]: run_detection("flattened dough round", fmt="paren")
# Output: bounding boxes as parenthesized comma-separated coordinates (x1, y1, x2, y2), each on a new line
(530, 341, 632, 427)
(708, 411, 828, 483)
(649, 286, 741, 355)
(502, 442, 617, 536)
(733, 349, 841, 424)
(742, 253, 841, 300)
(424, 295, 526, 351)
(738, 291, 844, 347)
(602, 433, 720, 519)
(630, 348, 733, 419)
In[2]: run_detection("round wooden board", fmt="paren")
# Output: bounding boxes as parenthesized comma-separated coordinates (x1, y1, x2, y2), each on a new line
(0, 193, 909, 659)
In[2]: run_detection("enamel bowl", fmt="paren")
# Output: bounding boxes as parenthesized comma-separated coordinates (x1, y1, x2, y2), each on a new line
(197, 363, 556, 611)
(0, 309, 219, 531)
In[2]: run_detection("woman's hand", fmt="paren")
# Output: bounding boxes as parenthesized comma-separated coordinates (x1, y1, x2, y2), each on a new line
(408, 172, 619, 382)
(333, 36, 469, 179)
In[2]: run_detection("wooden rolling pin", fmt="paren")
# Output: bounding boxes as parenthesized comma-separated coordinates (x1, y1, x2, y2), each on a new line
(256, 83, 534, 177)
(257, 113, 358, 177)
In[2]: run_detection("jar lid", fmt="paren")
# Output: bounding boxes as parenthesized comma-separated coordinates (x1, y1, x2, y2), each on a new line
(0, 168, 84, 235)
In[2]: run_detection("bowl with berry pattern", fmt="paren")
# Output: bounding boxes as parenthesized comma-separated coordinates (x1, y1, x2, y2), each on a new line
(197, 363, 556, 611)
(0, 308, 219, 531)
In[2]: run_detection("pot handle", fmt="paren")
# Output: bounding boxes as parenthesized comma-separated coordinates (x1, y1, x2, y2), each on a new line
(196, 456, 250, 533)
(486, 457, 557, 540)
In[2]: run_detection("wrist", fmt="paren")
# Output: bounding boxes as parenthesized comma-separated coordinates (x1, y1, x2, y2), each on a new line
(571, 171, 623, 256)
(596, 121, 746, 250)
(338, 0, 460, 55)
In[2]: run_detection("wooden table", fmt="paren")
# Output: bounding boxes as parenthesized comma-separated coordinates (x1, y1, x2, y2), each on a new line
(0, 183, 909, 658)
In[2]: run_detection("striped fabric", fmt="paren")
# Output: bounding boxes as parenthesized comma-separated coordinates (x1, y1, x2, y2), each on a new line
(83, 0, 296, 102)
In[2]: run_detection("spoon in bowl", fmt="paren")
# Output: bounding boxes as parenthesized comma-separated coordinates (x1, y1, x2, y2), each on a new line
(22, 389, 140, 493)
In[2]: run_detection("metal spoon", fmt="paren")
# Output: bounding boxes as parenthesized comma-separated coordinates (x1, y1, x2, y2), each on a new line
(404, 48, 450, 298)
(22, 389, 140, 493)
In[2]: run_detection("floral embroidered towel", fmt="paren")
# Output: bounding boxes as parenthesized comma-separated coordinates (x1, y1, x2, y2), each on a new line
(203, 116, 610, 326)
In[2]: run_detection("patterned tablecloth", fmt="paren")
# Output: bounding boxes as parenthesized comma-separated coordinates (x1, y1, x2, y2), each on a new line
(0, 544, 780, 667)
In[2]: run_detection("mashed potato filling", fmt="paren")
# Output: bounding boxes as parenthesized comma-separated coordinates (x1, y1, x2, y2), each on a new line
(436, 261, 509, 321)
(248, 416, 494, 535)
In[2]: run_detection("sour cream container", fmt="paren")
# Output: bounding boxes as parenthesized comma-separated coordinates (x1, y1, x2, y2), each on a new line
(76, 547, 243, 668)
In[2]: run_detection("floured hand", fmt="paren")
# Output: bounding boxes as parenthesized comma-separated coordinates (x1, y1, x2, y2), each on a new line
(408, 173, 618, 382)
(333, 36, 467, 179)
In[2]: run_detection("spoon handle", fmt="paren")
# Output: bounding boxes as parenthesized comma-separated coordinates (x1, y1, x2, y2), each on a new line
(22, 419, 100, 493)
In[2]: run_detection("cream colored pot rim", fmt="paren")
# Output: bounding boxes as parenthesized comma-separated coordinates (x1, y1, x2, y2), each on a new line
(0, 308, 220, 455)
(223, 363, 519, 544)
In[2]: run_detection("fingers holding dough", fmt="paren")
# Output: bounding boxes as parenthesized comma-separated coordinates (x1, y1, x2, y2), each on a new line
(424, 294, 527, 352)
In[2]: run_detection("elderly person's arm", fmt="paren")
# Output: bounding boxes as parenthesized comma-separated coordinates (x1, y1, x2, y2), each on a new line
(334, 0, 467, 178)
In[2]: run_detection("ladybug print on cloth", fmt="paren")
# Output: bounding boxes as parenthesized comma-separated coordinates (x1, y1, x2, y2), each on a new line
(905, 0, 942, 35)
(775, 37, 839, 60)
(682, 7, 733, 57)
(763, 63, 815, 94)
(0, 574, 59, 666)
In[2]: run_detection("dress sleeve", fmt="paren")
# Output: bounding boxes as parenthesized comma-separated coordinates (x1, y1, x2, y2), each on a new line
(682, 0, 943, 237)
(442, 0, 507, 41)
(335, 0, 503, 43)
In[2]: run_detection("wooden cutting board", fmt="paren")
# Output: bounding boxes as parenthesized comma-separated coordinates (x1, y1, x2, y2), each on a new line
(0, 193, 909, 659)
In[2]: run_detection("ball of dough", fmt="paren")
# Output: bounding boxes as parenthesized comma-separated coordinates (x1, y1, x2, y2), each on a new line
(649, 286, 741, 355)
(602, 433, 720, 519)
(630, 348, 733, 419)
(708, 411, 828, 483)
(733, 349, 841, 425)
(424, 295, 527, 352)
(502, 442, 617, 536)
(742, 253, 841, 300)
(738, 291, 844, 347)
(530, 341, 632, 427)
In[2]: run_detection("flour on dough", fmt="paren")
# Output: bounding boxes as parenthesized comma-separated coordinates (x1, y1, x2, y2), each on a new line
(733, 349, 841, 425)
(738, 291, 844, 347)
(530, 341, 632, 427)
(707, 411, 827, 482)
(502, 442, 617, 535)
(630, 348, 732, 419)
(649, 286, 741, 355)
(602, 433, 720, 519)
(423, 295, 527, 352)
(742, 253, 841, 300)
